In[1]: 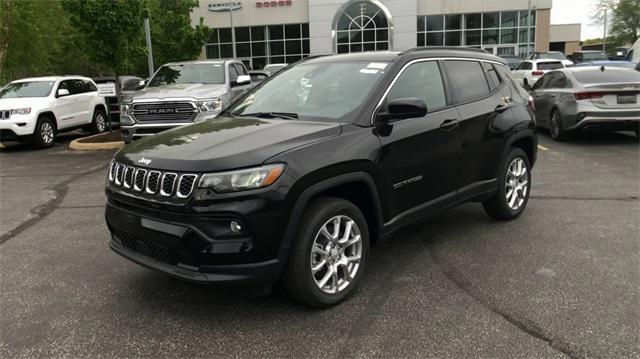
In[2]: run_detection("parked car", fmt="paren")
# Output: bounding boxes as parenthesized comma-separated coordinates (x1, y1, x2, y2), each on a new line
(263, 63, 288, 74)
(512, 59, 565, 88)
(528, 51, 573, 67)
(530, 67, 640, 140)
(500, 54, 522, 70)
(625, 38, 640, 63)
(248, 70, 270, 85)
(93, 76, 144, 123)
(609, 47, 629, 61)
(119, 59, 251, 143)
(0, 76, 107, 148)
(573, 60, 637, 70)
(568, 51, 609, 64)
(105, 48, 537, 307)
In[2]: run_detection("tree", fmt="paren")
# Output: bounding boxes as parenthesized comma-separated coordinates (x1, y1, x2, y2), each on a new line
(610, 0, 640, 45)
(62, 0, 147, 74)
(146, 0, 210, 69)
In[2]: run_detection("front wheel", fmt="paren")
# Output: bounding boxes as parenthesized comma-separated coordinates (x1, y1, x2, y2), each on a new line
(483, 148, 531, 220)
(283, 197, 369, 308)
(89, 109, 107, 134)
(32, 117, 56, 149)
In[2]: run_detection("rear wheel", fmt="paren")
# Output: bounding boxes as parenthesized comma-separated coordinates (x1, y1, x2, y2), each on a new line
(549, 109, 569, 141)
(283, 197, 369, 308)
(32, 117, 56, 149)
(483, 148, 531, 220)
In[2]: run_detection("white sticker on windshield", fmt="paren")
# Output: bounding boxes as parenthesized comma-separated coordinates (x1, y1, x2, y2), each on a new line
(367, 62, 388, 69)
(360, 69, 379, 74)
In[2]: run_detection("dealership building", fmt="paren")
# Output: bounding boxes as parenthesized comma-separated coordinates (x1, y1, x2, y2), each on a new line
(192, 0, 563, 70)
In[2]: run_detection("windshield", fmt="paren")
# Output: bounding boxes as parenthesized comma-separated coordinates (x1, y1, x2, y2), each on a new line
(148, 64, 225, 87)
(582, 52, 608, 61)
(0, 81, 54, 98)
(230, 61, 388, 122)
(539, 52, 565, 60)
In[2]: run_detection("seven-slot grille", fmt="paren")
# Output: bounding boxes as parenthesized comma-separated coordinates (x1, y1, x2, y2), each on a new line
(1, 110, 10, 120)
(132, 102, 197, 122)
(108, 161, 198, 199)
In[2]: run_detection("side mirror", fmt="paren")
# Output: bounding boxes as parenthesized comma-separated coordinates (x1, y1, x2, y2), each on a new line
(377, 98, 427, 122)
(232, 75, 251, 87)
(137, 80, 146, 88)
(57, 88, 70, 97)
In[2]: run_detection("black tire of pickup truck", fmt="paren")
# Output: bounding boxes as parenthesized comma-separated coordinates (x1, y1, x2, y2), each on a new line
(283, 196, 369, 308)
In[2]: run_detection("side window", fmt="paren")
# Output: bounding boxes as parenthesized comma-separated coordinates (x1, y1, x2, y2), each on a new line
(531, 73, 550, 90)
(385, 61, 447, 114)
(57, 80, 71, 95)
(546, 73, 567, 88)
(234, 63, 248, 76)
(518, 62, 532, 70)
(228, 65, 239, 83)
(482, 62, 501, 91)
(495, 64, 519, 91)
(84, 80, 97, 92)
(69, 80, 86, 94)
(443, 60, 490, 103)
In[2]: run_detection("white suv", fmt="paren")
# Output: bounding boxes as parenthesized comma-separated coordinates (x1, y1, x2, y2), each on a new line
(0, 76, 108, 148)
(511, 60, 565, 89)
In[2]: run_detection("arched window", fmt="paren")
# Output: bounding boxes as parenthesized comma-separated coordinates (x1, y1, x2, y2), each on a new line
(333, 0, 392, 54)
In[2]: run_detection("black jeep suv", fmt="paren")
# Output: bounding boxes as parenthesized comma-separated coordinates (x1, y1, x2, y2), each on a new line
(105, 48, 537, 307)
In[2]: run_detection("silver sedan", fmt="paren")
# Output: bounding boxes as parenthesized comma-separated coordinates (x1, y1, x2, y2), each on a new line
(530, 67, 640, 140)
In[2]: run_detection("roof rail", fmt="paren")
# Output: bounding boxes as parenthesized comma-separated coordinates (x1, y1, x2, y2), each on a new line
(400, 46, 490, 56)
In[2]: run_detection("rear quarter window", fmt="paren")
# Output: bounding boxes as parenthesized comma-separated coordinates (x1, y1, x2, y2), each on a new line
(443, 60, 490, 103)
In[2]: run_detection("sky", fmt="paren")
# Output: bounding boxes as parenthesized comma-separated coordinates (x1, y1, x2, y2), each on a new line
(550, 0, 603, 40)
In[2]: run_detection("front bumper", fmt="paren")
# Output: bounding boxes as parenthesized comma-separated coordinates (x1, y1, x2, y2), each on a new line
(120, 112, 220, 142)
(105, 189, 290, 285)
(0, 114, 37, 138)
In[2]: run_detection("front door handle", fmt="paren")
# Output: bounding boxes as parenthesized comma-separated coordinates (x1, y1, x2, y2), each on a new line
(439, 119, 459, 130)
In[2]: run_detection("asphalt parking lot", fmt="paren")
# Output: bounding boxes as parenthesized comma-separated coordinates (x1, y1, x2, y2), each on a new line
(0, 131, 638, 359)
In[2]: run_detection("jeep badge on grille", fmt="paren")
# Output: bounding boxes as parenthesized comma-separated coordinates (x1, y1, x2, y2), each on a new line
(138, 157, 152, 166)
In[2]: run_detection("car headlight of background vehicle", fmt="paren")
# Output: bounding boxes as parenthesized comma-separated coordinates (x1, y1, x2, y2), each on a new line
(120, 103, 132, 116)
(10, 108, 31, 115)
(196, 98, 222, 113)
(198, 164, 285, 193)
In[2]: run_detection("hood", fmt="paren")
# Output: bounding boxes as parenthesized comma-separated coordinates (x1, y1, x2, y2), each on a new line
(117, 116, 342, 172)
(0, 97, 45, 109)
(131, 83, 227, 101)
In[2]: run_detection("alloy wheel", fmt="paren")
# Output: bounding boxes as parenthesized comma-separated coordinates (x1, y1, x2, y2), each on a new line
(550, 112, 561, 138)
(505, 158, 528, 211)
(310, 215, 362, 294)
(96, 113, 106, 132)
(41, 122, 54, 145)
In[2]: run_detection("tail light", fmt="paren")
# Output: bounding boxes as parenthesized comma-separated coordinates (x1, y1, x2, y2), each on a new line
(573, 92, 605, 101)
(528, 95, 535, 111)
(532, 71, 544, 76)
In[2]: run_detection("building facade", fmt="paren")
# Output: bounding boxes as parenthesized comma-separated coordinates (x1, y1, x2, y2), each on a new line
(192, 0, 553, 70)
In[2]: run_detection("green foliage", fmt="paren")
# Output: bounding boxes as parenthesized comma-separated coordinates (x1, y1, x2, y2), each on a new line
(610, 0, 640, 45)
(62, 0, 147, 74)
(0, 0, 209, 83)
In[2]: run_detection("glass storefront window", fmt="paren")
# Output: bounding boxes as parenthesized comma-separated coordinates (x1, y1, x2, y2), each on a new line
(426, 15, 443, 31)
(465, 30, 481, 46)
(426, 32, 443, 46)
(483, 13, 499, 28)
(501, 28, 517, 44)
(501, 12, 518, 28)
(445, 14, 462, 30)
(334, 0, 391, 54)
(483, 29, 499, 45)
(445, 31, 461, 46)
(465, 13, 482, 29)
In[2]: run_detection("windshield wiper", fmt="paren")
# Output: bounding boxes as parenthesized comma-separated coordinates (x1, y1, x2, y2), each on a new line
(236, 112, 299, 120)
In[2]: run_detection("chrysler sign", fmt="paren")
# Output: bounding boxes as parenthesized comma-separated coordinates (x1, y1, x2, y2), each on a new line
(208, 2, 242, 11)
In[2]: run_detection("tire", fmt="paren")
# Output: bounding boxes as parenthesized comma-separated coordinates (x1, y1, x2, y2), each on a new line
(31, 116, 56, 149)
(283, 196, 370, 308)
(483, 148, 531, 220)
(549, 109, 569, 141)
(89, 108, 107, 134)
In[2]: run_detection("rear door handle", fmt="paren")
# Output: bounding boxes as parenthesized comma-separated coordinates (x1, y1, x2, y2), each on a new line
(440, 119, 459, 130)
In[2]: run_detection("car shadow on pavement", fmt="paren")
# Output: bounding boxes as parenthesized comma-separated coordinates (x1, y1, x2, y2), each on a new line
(0, 130, 86, 152)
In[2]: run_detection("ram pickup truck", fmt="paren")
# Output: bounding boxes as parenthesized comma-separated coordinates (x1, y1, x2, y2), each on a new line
(119, 59, 251, 143)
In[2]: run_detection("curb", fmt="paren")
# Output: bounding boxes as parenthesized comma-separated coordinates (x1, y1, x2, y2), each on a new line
(69, 133, 124, 151)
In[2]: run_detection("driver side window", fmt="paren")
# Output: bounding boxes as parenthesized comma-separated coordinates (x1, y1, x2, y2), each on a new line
(385, 61, 447, 114)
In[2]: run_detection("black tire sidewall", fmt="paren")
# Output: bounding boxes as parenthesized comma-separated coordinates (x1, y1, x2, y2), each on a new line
(495, 148, 531, 219)
(550, 109, 565, 140)
(287, 197, 370, 307)
(92, 109, 107, 133)
(33, 117, 55, 148)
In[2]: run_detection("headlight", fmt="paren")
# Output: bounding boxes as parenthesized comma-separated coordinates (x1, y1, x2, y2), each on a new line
(196, 98, 222, 113)
(10, 108, 31, 115)
(198, 164, 285, 193)
(120, 103, 132, 116)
